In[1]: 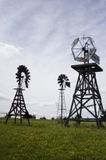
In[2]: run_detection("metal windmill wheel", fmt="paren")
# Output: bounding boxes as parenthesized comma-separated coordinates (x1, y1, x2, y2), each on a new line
(57, 74, 70, 89)
(71, 36, 98, 63)
(16, 65, 31, 88)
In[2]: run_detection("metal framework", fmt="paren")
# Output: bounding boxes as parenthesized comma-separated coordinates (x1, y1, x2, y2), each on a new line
(65, 63, 104, 127)
(57, 88, 67, 120)
(6, 87, 30, 125)
(6, 65, 30, 125)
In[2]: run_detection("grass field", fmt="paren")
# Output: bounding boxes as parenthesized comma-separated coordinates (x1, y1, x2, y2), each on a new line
(0, 119, 106, 160)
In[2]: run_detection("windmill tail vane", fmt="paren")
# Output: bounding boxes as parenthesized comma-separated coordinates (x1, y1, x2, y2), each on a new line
(65, 82, 70, 88)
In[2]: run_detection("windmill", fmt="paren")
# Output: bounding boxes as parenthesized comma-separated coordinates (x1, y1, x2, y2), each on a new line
(65, 36, 104, 127)
(57, 74, 70, 122)
(6, 65, 31, 125)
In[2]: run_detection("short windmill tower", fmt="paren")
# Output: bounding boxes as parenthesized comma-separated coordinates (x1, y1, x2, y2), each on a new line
(6, 65, 31, 125)
(65, 36, 104, 127)
(57, 74, 70, 122)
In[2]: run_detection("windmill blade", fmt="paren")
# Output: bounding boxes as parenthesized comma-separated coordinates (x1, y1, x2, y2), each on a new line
(72, 38, 79, 48)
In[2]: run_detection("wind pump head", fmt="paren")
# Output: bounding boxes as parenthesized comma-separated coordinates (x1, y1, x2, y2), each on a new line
(16, 65, 31, 88)
(71, 36, 100, 64)
(57, 74, 70, 90)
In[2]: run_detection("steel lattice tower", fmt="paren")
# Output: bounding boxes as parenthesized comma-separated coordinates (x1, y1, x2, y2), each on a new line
(65, 63, 104, 127)
(57, 88, 67, 120)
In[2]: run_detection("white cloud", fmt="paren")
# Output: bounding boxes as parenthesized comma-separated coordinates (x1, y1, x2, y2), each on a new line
(0, 42, 22, 58)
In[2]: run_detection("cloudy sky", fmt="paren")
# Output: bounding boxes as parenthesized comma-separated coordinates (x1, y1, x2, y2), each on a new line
(0, 0, 106, 118)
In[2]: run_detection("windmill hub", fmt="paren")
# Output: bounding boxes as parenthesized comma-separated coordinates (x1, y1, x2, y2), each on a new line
(82, 47, 88, 53)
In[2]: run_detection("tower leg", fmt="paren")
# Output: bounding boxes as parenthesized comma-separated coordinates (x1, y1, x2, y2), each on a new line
(27, 118, 30, 126)
(20, 116, 22, 124)
(14, 115, 17, 124)
(5, 114, 9, 124)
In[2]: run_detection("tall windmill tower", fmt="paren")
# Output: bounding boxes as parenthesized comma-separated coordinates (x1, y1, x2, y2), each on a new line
(57, 74, 70, 122)
(65, 36, 104, 127)
(6, 65, 31, 125)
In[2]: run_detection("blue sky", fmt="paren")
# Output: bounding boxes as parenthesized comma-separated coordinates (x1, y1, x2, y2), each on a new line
(0, 0, 106, 118)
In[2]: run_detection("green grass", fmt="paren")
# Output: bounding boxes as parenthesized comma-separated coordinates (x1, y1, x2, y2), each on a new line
(0, 119, 106, 160)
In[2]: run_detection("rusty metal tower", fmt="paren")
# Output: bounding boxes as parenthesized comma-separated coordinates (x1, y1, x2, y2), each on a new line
(65, 36, 104, 127)
(6, 65, 31, 125)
